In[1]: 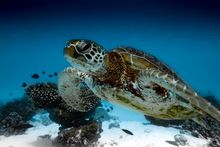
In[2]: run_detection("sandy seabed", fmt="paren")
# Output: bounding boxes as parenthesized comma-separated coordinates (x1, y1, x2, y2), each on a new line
(0, 119, 209, 147)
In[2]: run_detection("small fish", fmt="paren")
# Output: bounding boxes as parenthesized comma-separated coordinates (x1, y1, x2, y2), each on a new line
(31, 74, 39, 79)
(22, 82, 27, 87)
(42, 70, 46, 74)
(54, 72, 58, 76)
(48, 74, 53, 78)
(121, 129, 133, 135)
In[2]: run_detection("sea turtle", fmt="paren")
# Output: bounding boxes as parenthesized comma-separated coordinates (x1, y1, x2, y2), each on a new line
(58, 39, 220, 128)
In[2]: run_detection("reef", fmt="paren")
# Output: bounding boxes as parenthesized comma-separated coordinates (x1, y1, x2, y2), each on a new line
(0, 112, 33, 136)
(25, 82, 104, 146)
(0, 97, 38, 136)
(53, 121, 102, 147)
(0, 97, 38, 122)
(0, 81, 105, 144)
(182, 117, 220, 147)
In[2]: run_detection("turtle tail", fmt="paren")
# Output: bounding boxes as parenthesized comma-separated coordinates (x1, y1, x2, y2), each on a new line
(138, 68, 220, 124)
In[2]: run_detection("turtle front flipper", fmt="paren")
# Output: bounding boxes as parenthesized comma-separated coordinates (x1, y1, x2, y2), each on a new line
(58, 67, 100, 112)
(138, 68, 220, 124)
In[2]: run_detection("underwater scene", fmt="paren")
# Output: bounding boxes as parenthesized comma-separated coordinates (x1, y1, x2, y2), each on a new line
(0, 0, 220, 147)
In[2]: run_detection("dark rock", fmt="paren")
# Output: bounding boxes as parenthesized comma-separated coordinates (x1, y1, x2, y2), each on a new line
(108, 121, 120, 129)
(37, 134, 51, 140)
(0, 112, 33, 136)
(31, 74, 39, 79)
(121, 129, 133, 135)
(36, 134, 53, 147)
(54, 121, 102, 147)
(166, 141, 179, 146)
(174, 134, 187, 146)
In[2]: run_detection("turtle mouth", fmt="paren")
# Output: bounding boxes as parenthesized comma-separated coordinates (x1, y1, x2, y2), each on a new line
(65, 56, 89, 71)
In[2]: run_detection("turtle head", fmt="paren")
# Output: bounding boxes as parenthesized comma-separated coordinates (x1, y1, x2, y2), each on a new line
(64, 39, 105, 72)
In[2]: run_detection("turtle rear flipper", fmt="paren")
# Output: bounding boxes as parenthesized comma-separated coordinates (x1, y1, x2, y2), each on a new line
(138, 68, 220, 125)
(58, 67, 100, 112)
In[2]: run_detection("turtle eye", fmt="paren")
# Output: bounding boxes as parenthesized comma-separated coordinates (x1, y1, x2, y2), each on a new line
(77, 43, 91, 53)
(83, 44, 91, 51)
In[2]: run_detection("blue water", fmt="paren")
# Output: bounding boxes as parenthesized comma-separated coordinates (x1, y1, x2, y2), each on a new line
(0, 0, 220, 104)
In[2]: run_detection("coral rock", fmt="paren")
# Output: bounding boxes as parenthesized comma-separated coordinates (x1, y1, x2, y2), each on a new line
(54, 121, 102, 147)
(0, 112, 33, 136)
(25, 83, 63, 108)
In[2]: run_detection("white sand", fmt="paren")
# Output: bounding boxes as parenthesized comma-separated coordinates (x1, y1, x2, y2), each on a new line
(98, 121, 209, 147)
(0, 123, 59, 147)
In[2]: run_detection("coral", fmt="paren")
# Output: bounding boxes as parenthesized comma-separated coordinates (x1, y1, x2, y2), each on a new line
(0, 95, 38, 136)
(53, 121, 102, 147)
(25, 83, 64, 109)
(0, 97, 38, 122)
(47, 108, 96, 130)
(181, 117, 220, 147)
(0, 112, 33, 136)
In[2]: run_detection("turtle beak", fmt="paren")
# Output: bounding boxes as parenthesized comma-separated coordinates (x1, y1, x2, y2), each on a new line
(64, 46, 75, 58)
(64, 43, 87, 68)
(64, 40, 81, 58)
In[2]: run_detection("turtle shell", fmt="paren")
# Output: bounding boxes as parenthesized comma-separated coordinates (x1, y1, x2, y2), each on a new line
(112, 46, 185, 83)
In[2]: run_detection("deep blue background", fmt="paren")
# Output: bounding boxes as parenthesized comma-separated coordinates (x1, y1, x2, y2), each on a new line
(0, 0, 220, 102)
